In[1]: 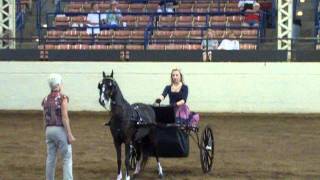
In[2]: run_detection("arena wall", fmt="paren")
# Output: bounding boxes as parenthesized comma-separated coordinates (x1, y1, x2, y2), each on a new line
(0, 62, 320, 113)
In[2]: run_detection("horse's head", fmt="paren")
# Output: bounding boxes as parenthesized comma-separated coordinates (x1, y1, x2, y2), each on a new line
(98, 70, 117, 108)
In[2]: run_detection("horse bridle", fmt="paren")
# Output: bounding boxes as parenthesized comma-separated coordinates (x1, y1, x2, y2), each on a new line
(100, 77, 116, 102)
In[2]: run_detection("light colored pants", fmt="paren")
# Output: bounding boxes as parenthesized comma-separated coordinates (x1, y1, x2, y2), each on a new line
(46, 126, 73, 180)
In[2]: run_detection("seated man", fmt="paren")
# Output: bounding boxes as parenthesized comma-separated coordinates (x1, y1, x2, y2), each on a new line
(157, 2, 175, 13)
(241, 2, 261, 27)
(238, 0, 258, 12)
(218, 33, 240, 50)
(201, 38, 219, 61)
(86, 3, 100, 35)
(101, 0, 122, 28)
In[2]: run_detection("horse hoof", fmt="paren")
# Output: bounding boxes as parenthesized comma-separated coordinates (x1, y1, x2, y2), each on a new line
(132, 173, 138, 179)
(158, 173, 164, 179)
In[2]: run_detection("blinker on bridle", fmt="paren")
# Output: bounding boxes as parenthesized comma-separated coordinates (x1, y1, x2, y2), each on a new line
(102, 77, 115, 98)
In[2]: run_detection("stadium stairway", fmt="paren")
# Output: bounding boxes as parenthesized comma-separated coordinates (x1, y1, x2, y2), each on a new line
(20, 0, 57, 48)
(294, 0, 316, 50)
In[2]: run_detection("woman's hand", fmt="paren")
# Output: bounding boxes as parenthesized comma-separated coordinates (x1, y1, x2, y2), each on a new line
(176, 99, 185, 107)
(155, 98, 162, 104)
(68, 133, 76, 144)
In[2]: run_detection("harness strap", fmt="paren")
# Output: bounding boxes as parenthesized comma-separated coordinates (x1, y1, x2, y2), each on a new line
(131, 105, 144, 125)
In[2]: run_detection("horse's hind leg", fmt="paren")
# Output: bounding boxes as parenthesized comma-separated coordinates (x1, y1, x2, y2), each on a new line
(133, 143, 142, 177)
(154, 145, 163, 178)
(150, 130, 164, 178)
(125, 143, 131, 180)
(114, 142, 122, 180)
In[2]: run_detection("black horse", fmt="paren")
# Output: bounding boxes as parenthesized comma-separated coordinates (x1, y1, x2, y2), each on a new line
(98, 71, 163, 180)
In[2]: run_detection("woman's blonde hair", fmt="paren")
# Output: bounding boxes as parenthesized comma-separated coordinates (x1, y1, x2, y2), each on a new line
(171, 68, 184, 84)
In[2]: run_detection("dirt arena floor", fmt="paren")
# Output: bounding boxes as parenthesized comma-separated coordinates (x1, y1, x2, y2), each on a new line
(1, 111, 320, 180)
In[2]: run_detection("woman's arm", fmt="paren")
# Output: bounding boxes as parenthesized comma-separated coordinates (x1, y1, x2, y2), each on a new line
(176, 85, 188, 106)
(175, 99, 185, 106)
(156, 86, 169, 103)
(61, 96, 76, 144)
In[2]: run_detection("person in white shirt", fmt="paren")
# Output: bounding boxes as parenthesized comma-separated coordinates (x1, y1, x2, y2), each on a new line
(86, 3, 100, 35)
(218, 33, 240, 50)
(157, 2, 174, 13)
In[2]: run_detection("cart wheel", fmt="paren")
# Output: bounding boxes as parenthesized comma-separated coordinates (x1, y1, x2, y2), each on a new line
(129, 144, 137, 170)
(200, 125, 214, 173)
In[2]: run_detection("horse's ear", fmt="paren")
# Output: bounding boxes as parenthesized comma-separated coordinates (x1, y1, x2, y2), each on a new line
(110, 70, 114, 78)
(103, 71, 106, 78)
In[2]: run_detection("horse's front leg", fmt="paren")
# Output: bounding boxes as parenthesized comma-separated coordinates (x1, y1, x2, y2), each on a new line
(114, 141, 122, 180)
(125, 143, 131, 180)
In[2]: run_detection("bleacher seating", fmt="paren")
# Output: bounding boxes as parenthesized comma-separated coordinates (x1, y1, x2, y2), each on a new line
(39, 0, 268, 53)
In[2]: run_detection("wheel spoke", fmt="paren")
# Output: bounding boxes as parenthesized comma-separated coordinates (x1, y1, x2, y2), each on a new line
(200, 125, 214, 173)
(205, 150, 212, 160)
(205, 157, 209, 170)
(207, 154, 212, 165)
(203, 153, 208, 166)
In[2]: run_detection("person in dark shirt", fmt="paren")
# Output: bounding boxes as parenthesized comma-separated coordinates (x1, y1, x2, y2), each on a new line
(155, 68, 200, 126)
(155, 68, 188, 107)
(155, 68, 190, 124)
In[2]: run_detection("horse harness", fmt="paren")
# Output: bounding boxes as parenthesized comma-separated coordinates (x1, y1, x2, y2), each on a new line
(106, 103, 147, 128)
(131, 104, 147, 126)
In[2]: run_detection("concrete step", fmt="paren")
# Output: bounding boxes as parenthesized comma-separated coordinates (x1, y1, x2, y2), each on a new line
(259, 41, 277, 50)
(299, 21, 315, 37)
(293, 42, 316, 50)
(299, 10, 315, 19)
(265, 28, 276, 38)
(259, 42, 316, 51)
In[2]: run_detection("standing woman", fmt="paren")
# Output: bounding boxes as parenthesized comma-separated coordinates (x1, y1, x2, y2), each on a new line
(155, 68, 189, 122)
(42, 73, 75, 180)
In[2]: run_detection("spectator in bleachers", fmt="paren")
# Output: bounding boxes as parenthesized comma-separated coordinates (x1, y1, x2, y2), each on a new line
(101, 0, 122, 28)
(157, 4, 174, 13)
(201, 38, 219, 61)
(54, 0, 61, 13)
(238, 0, 258, 12)
(159, 0, 177, 5)
(157, 1, 176, 13)
(241, 2, 260, 27)
(86, 3, 100, 34)
(218, 33, 240, 50)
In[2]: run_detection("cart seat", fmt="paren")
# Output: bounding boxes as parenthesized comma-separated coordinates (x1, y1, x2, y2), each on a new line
(152, 105, 175, 124)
